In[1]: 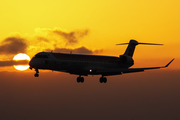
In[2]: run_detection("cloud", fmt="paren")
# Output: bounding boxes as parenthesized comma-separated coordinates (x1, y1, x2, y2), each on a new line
(32, 28, 103, 55)
(53, 29, 89, 45)
(35, 28, 89, 45)
(0, 28, 103, 62)
(0, 60, 29, 67)
(0, 36, 27, 55)
(54, 46, 93, 54)
(36, 36, 49, 42)
(46, 46, 103, 54)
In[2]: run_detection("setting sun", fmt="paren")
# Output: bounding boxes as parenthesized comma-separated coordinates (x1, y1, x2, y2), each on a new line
(13, 53, 30, 71)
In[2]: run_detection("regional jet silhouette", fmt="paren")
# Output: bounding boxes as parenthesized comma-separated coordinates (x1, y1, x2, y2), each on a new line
(29, 40, 174, 83)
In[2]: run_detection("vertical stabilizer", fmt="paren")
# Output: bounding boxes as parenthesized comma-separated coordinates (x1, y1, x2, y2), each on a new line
(123, 40, 138, 57)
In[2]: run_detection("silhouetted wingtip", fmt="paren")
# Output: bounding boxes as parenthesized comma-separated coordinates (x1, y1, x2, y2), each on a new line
(165, 58, 175, 67)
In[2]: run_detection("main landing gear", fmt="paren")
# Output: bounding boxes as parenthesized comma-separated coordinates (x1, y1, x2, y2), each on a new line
(99, 76, 107, 83)
(76, 76, 107, 83)
(77, 76, 84, 83)
(34, 69, 39, 77)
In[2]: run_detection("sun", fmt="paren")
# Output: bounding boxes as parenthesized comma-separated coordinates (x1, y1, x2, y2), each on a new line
(13, 53, 30, 71)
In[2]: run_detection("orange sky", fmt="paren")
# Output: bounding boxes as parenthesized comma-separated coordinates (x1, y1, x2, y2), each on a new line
(0, 0, 179, 71)
(0, 1, 180, 119)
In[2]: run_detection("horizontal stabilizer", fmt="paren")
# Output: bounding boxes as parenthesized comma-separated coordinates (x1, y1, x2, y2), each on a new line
(116, 40, 163, 45)
(138, 43, 163, 45)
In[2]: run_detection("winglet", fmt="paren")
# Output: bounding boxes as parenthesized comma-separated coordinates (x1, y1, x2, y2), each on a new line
(164, 58, 174, 68)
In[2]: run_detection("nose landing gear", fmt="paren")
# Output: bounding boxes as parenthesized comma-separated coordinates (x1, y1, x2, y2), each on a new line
(34, 69, 39, 77)
(34, 73, 39, 77)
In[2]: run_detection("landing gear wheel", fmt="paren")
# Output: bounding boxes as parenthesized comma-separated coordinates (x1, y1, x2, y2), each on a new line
(34, 69, 39, 77)
(100, 77, 104, 83)
(80, 77, 84, 83)
(34, 73, 39, 77)
(77, 77, 80, 83)
(77, 77, 84, 83)
(103, 77, 107, 83)
(99, 77, 107, 83)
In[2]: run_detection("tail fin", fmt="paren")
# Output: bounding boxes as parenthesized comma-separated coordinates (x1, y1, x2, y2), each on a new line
(116, 39, 163, 57)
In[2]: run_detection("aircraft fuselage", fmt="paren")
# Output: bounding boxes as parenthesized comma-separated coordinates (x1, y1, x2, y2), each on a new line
(29, 52, 134, 76)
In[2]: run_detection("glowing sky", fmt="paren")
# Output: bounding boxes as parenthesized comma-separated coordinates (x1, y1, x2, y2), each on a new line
(0, 1, 180, 120)
(0, 0, 180, 63)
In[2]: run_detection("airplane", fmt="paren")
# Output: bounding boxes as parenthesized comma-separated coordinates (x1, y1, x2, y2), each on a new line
(29, 40, 174, 83)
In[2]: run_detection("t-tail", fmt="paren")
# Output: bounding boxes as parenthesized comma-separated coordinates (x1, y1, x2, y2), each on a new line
(116, 39, 163, 57)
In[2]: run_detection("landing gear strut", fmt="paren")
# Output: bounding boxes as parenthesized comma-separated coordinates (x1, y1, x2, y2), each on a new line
(99, 76, 107, 83)
(77, 76, 84, 83)
(34, 69, 39, 77)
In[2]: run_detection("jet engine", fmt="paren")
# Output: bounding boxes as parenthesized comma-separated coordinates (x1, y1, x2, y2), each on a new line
(119, 55, 134, 66)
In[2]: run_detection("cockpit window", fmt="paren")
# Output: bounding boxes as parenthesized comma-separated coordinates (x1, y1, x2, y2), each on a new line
(35, 55, 48, 58)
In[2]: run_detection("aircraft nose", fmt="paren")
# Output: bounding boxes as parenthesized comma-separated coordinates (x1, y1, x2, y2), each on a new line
(29, 58, 44, 68)
(29, 58, 35, 68)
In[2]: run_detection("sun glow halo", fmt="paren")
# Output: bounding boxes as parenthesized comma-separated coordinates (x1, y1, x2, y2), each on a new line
(13, 53, 30, 71)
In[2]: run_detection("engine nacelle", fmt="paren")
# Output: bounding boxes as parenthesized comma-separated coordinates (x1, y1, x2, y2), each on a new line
(119, 55, 134, 66)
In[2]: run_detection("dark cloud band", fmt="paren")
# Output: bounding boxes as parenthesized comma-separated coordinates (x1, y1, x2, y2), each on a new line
(0, 60, 29, 67)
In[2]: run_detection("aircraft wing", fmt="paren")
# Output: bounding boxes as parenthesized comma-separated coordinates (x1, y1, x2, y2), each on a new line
(97, 58, 174, 76)
(121, 58, 174, 74)
(67, 59, 174, 76)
